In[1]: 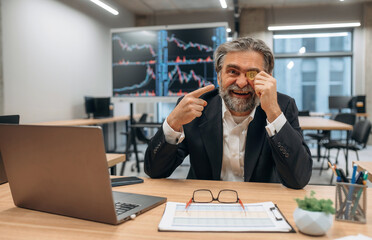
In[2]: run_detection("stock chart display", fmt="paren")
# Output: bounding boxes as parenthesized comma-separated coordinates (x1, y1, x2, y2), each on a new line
(112, 30, 157, 96)
(112, 26, 226, 97)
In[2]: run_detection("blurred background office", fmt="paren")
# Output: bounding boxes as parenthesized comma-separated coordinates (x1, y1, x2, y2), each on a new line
(1, 0, 371, 123)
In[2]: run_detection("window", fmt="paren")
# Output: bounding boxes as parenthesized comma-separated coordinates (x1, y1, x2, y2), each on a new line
(273, 30, 353, 113)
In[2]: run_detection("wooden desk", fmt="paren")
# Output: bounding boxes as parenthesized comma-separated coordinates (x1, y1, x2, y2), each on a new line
(106, 153, 125, 168)
(299, 117, 353, 131)
(0, 179, 370, 239)
(354, 161, 372, 182)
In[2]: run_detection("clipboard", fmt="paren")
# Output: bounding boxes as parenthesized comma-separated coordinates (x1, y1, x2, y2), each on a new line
(158, 201, 296, 233)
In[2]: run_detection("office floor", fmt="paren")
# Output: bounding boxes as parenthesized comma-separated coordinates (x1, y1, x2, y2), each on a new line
(117, 142, 372, 187)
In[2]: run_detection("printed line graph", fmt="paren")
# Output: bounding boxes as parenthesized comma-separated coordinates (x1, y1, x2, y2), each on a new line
(167, 34, 214, 53)
(168, 56, 213, 65)
(168, 65, 207, 87)
(166, 64, 214, 96)
(113, 60, 156, 67)
(112, 35, 157, 57)
(113, 64, 156, 96)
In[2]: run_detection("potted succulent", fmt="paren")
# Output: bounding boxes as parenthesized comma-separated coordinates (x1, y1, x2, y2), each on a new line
(293, 190, 336, 236)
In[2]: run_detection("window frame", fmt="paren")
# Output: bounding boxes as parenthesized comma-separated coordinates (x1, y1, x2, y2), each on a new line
(272, 28, 355, 112)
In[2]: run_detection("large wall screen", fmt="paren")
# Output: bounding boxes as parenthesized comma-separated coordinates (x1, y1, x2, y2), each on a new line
(112, 24, 227, 97)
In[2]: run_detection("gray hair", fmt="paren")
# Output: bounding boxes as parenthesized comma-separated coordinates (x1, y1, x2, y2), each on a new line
(214, 37, 274, 74)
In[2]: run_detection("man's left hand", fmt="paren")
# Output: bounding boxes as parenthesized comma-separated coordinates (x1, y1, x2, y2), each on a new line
(253, 71, 282, 122)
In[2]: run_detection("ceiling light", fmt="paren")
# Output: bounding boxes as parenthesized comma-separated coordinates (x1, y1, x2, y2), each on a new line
(287, 61, 294, 70)
(226, 28, 232, 33)
(268, 22, 360, 31)
(90, 0, 119, 15)
(299, 47, 306, 54)
(219, 0, 227, 9)
(273, 32, 349, 39)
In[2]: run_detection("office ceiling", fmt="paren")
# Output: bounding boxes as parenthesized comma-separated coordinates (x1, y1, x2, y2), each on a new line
(115, 0, 372, 15)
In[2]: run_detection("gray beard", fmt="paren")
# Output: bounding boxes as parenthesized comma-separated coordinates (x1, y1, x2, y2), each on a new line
(219, 84, 258, 113)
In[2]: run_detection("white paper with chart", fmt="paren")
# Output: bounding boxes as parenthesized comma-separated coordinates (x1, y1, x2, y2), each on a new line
(158, 201, 294, 232)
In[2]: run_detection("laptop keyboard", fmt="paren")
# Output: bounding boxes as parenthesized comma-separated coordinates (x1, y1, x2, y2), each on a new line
(115, 202, 139, 215)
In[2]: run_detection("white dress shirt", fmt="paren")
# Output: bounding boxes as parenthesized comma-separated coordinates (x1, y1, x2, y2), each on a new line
(162, 100, 287, 181)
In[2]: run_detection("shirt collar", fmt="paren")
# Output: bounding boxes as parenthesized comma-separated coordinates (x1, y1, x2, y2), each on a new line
(221, 98, 258, 124)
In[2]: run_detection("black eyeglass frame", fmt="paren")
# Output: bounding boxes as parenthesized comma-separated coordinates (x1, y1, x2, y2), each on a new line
(191, 189, 240, 203)
(185, 189, 245, 211)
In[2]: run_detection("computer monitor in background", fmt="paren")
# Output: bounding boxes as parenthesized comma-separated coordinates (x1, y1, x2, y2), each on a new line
(93, 97, 112, 118)
(350, 95, 366, 113)
(0, 115, 20, 185)
(84, 97, 113, 119)
(328, 96, 352, 112)
(84, 96, 95, 118)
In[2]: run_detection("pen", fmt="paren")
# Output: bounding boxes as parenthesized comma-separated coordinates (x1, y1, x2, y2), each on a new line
(355, 172, 364, 185)
(337, 184, 349, 218)
(350, 187, 364, 219)
(351, 164, 358, 184)
(338, 169, 349, 183)
(345, 164, 358, 219)
(328, 162, 337, 176)
(350, 175, 367, 220)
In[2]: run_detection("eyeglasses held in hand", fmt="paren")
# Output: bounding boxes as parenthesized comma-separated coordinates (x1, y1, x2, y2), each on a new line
(185, 189, 245, 211)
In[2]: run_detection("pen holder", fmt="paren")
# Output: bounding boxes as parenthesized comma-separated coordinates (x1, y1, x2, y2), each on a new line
(335, 182, 367, 224)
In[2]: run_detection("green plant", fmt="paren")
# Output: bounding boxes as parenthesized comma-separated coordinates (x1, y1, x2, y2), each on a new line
(295, 190, 335, 214)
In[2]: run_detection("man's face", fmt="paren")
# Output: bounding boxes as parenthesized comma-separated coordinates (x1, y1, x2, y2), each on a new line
(218, 51, 265, 116)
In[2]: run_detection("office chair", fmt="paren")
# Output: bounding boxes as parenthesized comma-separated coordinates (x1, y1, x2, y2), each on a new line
(130, 114, 152, 172)
(308, 113, 356, 165)
(298, 110, 310, 116)
(119, 128, 136, 176)
(320, 118, 369, 184)
(119, 113, 152, 174)
(135, 114, 151, 144)
(323, 119, 371, 163)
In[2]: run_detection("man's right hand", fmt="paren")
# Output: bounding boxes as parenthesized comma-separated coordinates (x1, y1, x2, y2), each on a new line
(167, 84, 215, 132)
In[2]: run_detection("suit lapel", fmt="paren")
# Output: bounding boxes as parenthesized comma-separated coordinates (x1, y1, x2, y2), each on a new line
(244, 106, 267, 181)
(199, 96, 223, 180)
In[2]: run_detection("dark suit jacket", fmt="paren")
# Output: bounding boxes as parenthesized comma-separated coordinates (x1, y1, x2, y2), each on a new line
(144, 89, 313, 189)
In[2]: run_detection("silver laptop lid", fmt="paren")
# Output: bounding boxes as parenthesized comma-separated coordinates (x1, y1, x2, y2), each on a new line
(0, 124, 118, 224)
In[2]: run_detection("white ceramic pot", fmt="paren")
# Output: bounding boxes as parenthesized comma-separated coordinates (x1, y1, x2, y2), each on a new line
(293, 207, 333, 236)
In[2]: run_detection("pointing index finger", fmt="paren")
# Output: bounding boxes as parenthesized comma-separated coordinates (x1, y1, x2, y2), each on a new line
(187, 84, 215, 98)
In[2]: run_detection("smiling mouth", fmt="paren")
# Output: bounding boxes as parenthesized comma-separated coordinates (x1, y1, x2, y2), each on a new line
(231, 90, 251, 96)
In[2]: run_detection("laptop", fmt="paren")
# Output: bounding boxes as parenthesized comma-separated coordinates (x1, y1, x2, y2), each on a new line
(0, 115, 20, 185)
(0, 124, 166, 225)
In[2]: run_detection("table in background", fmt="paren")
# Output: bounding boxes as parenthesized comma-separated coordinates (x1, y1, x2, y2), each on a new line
(309, 112, 368, 119)
(0, 178, 370, 239)
(299, 117, 354, 175)
(299, 117, 354, 131)
(35, 117, 136, 174)
(106, 154, 125, 174)
(35, 115, 136, 126)
(36, 115, 140, 167)
(354, 161, 372, 182)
